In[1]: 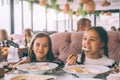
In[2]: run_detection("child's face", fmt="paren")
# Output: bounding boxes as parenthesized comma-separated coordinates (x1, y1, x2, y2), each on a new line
(82, 29, 104, 54)
(32, 37, 49, 61)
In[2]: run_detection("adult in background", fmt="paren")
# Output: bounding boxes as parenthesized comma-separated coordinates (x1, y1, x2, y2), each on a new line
(0, 29, 19, 59)
(77, 18, 91, 31)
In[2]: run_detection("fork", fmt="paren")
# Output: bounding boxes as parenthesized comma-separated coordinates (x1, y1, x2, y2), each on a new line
(71, 74, 79, 78)
(46, 78, 55, 80)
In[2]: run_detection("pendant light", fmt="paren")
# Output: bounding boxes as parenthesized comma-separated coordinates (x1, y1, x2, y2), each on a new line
(101, 0, 110, 6)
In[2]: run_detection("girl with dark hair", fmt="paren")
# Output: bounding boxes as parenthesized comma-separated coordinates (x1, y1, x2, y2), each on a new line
(24, 33, 64, 66)
(67, 26, 116, 68)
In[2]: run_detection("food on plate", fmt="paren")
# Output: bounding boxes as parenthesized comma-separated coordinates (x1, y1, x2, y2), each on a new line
(10, 74, 56, 80)
(16, 62, 58, 74)
(64, 65, 110, 78)
(70, 67, 91, 74)
(26, 66, 50, 70)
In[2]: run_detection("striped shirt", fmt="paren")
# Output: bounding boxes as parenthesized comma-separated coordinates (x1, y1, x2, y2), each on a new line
(0, 40, 19, 48)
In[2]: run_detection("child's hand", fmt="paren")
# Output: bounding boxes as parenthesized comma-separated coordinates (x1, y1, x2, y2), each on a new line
(67, 54, 77, 65)
(20, 57, 30, 64)
(114, 65, 120, 73)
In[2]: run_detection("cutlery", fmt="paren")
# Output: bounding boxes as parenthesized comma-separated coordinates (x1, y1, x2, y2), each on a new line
(72, 74, 79, 78)
(12, 57, 29, 68)
(46, 78, 55, 80)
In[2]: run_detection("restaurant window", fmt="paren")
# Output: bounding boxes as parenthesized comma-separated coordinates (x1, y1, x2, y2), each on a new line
(33, 4, 46, 31)
(47, 9, 57, 31)
(14, 0, 22, 34)
(58, 12, 69, 32)
(0, 1, 10, 35)
(96, 13, 119, 31)
(14, 1, 31, 34)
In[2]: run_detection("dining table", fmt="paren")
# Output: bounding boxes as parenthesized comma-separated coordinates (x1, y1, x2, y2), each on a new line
(0, 67, 107, 80)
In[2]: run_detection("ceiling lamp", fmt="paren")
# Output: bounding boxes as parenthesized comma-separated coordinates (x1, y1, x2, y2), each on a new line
(39, 0, 46, 6)
(80, 0, 91, 4)
(101, 0, 111, 6)
(63, 3, 70, 14)
(85, 0, 95, 14)
(106, 12, 112, 16)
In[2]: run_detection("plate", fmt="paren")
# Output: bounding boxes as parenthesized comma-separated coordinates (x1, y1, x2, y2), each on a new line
(10, 74, 57, 80)
(0, 62, 8, 68)
(75, 78, 102, 80)
(63, 64, 110, 78)
(16, 62, 58, 74)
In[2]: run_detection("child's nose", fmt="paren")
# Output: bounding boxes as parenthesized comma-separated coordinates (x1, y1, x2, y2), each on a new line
(85, 39, 90, 45)
(39, 45, 44, 50)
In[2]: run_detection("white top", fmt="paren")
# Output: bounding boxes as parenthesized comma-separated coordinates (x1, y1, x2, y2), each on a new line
(77, 54, 115, 67)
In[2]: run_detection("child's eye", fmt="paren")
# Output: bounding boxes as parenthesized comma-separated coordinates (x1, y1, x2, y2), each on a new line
(36, 43, 40, 46)
(83, 37, 87, 40)
(90, 38, 96, 41)
(43, 44, 48, 48)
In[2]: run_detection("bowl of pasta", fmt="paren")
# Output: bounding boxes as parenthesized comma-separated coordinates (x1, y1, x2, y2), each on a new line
(9, 74, 56, 80)
(63, 64, 110, 78)
(16, 62, 58, 74)
(10, 74, 57, 80)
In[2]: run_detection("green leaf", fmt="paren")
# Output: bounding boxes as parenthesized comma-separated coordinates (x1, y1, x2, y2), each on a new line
(53, 4, 60, 12)
(28, 1, 34, 11)
(67, 0, 73, 2)
(95, 12, 100, 18)
(68, 9, 73, 18)
(51, 0, 57, 5)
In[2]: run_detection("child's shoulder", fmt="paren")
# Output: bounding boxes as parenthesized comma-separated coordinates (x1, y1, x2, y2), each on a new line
(102, 55, 115, 67)
(102, 55, 115, 62)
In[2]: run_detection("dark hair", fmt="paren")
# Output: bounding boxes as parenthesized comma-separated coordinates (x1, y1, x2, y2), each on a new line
(28, 33, 55, 62)
(80, 26, 108, 64)
(111, 26, 116, 31)
(77, 18, 91, 31)
(117, 27, 120, 31)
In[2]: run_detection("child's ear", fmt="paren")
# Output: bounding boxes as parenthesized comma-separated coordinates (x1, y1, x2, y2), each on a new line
(100, 42, 105, 49)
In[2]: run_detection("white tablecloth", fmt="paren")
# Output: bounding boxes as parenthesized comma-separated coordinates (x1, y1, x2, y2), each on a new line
(2, 70, 105, 80)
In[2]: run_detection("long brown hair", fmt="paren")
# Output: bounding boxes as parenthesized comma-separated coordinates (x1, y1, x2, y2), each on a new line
(23, 28, 32, 43)
(0, 29, 8, 42)
(28, 33, 55, 62)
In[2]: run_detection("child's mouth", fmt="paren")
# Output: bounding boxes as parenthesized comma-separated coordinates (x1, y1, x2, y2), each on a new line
(82, 47, 90, 51)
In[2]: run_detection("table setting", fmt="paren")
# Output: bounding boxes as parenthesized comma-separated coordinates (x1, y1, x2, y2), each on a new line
(0, 62, 113, 80)
(0, 57, 120, 80)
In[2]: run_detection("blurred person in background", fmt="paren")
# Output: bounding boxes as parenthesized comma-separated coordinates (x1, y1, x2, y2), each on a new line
(19, 28, 33, 57)
(77, 18, 91, 32)
(117, 27, 120, 31)
(23, 28, 33, 47)
(0, 29, 19, 59)
(0, 29, 19, 48)
(110, 26, 117, 31)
